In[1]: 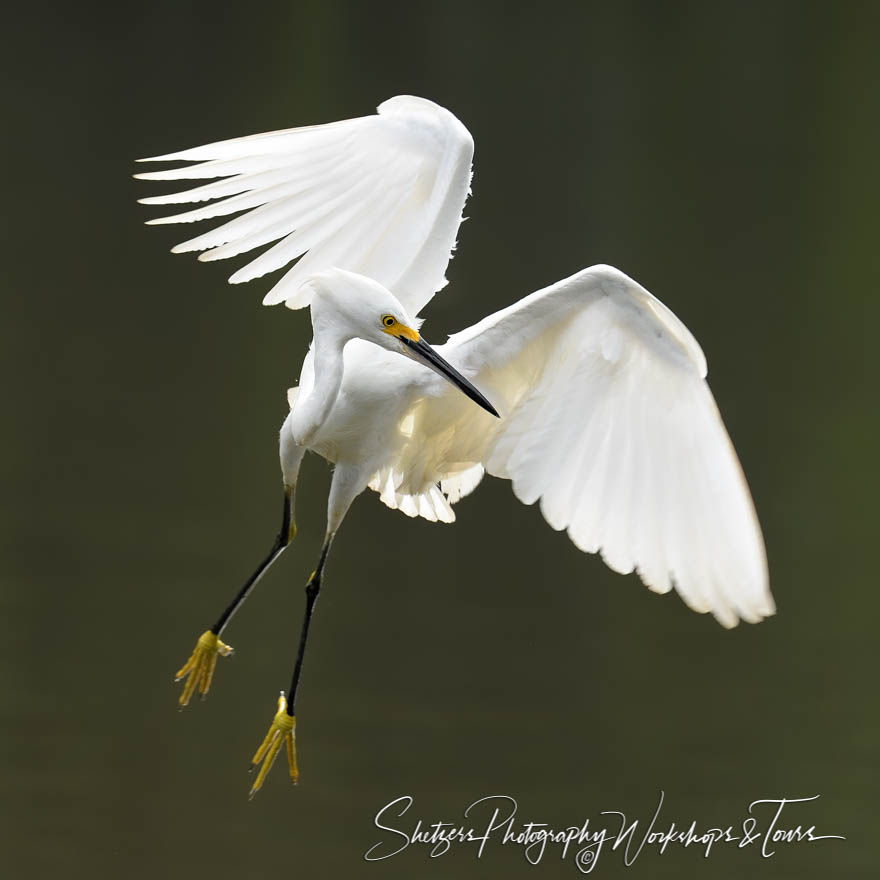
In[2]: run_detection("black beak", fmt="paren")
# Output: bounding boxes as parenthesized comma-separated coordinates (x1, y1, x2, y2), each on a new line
(400, 336, 499, 418)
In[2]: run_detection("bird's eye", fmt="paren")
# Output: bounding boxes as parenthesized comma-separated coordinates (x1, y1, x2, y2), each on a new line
(382, 315, 395, 328)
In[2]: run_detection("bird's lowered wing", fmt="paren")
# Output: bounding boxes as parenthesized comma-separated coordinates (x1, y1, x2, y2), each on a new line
(422, 265, 772, 627)
(136, 96, 474, 316)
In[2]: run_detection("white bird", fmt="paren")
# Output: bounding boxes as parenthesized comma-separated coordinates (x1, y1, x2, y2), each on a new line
(136, 95, 773, 796)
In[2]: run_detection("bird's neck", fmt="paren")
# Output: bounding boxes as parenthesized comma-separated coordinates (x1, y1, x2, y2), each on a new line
(291, 323, 351, 448)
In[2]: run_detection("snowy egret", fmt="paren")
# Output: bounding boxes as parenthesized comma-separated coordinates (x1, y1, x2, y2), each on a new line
(137, 96, 773, 796)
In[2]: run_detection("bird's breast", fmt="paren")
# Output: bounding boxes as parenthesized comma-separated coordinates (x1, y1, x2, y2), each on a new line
(293, 340, 429, 468)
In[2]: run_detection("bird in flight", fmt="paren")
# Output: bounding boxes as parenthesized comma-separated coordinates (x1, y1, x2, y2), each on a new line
(136, 95, 773, 797)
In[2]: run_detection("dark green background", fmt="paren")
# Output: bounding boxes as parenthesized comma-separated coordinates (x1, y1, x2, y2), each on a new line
(3, 1, 876, 877)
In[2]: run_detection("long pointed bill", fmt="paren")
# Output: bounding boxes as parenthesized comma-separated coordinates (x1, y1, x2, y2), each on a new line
(400, 336, 499, 417)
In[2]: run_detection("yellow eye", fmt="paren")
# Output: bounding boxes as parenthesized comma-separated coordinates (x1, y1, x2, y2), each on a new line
(382, 315, 396, 328)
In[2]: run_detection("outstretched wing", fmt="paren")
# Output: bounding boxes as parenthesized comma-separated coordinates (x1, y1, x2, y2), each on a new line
(418, 264, 772, 627)
(136, 95, 473, 316)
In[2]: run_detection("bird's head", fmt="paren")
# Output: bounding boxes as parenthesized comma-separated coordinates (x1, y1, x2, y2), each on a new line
(301, 268, 498, 417)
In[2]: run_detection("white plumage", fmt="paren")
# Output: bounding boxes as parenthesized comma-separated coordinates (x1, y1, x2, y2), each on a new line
(138, 95, 773, 630)
(137, 95, 473, 315)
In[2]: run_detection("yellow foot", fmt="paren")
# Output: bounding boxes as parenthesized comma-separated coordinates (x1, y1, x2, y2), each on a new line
(248, 693, 298, 798)
(174, 630, 233, 707)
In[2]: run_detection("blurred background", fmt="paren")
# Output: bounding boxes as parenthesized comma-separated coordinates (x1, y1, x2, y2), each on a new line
(2, 1, 877, 877)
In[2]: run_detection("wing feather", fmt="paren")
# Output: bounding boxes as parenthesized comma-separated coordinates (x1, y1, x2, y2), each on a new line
(265, 175, 421, 308)
(427, 264, 772, 627)
(136, 95, 474, 316)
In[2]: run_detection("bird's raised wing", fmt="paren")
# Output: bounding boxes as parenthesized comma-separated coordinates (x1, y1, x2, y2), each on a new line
(136, 96, 473, 316)
(423, 265, 772, 627)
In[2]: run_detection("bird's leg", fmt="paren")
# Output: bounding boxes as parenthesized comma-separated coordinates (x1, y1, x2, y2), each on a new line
(249, 536, 333, 797)
(175, 486, 298, 708)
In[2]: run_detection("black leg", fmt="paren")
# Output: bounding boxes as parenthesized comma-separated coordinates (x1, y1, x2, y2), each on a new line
(175, 488, 295, 707)
(286, 537, 333, 715)
(247, 536, 334, 796)
(211, 488, 295, 637)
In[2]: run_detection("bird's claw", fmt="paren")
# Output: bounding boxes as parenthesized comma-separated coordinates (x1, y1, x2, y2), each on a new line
(249, 693, 298, 798)
(174, 630, 233, 707)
